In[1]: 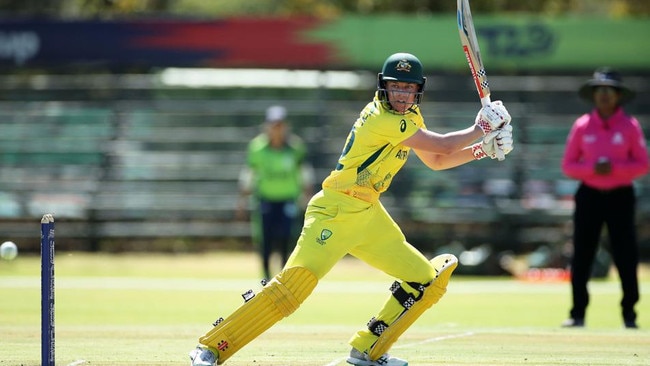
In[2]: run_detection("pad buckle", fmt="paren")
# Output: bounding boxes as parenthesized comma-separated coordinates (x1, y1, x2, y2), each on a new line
(242, 289, 255, 302)
(367, 317, 389, 337)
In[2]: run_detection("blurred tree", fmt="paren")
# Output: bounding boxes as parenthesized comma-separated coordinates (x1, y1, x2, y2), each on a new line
(0, 0, 64, 17)
(333, 0, 649, 15)
(0, 0, 648, 18)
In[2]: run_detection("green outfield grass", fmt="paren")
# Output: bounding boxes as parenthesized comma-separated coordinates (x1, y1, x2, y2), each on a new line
(1, 251, 649, 365)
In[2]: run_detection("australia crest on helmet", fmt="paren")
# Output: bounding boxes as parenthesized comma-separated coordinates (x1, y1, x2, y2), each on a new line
(395, 59, 412, 72)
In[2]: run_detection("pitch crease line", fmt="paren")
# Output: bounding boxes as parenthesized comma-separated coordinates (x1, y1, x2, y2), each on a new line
(395, 330, 476, 348)
(322, 331, 475, 366)
(66, 360, 86, 366)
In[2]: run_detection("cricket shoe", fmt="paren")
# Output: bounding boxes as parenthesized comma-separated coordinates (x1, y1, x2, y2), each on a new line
(561, 318, 584, 328)
(624, 319, 638, 329)
(347, 348, 408, 366)
(189, 345, 218, 366)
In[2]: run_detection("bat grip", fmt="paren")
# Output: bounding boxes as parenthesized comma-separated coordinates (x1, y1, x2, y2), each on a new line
(479, 96, 505, 161)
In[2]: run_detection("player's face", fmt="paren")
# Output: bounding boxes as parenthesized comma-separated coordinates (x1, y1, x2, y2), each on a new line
(266, 121, 287, 147)
(385, 81, 419, 113)
(593, 86, 620, 112)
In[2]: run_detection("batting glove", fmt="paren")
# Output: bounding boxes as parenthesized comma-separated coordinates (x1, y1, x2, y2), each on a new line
(475, 100, 511, 135)
(472, 124, 514, 160)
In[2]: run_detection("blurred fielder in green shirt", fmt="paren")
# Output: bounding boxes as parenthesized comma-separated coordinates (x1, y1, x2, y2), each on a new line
(237, 105, 314, 280)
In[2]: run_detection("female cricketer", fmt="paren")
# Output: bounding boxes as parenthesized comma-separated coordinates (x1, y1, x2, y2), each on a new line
(190, 52, 514, 366)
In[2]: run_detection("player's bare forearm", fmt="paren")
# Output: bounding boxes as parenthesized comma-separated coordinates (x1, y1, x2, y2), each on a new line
(403, 125, 483, 155)
(413, 146, 475, 171)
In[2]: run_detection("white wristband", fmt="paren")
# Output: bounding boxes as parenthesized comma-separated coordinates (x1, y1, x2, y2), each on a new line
(471, 143, 487, 160)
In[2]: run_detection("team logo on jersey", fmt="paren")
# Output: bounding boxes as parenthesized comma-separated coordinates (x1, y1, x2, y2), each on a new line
(317, 229, 333, 245)
(395, 60, 411, 72)
(612, 132, 624, 145)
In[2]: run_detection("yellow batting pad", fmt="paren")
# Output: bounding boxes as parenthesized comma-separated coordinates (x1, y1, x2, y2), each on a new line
(199, 266, 318, 364)
(368, 254, 458, 360)
(428, 253, 458, 290)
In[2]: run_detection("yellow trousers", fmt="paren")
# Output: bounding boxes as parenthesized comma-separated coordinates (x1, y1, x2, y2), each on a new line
(285, 188, 438, 352)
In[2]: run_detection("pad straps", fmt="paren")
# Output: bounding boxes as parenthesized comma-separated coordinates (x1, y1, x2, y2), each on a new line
(389, 280, 429, 310)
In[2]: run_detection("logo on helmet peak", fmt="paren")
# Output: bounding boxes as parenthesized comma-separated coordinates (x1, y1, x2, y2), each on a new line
(395, 60, 412, 72)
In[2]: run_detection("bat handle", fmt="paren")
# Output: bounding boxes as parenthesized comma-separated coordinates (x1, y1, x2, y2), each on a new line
(480, 95, 491, 107)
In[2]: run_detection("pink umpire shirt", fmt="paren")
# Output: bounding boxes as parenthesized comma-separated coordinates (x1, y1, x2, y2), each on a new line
(561, 107, 649, 190)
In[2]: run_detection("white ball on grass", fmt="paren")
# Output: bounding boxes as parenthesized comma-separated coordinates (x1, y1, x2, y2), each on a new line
(0, 241, 18, 260)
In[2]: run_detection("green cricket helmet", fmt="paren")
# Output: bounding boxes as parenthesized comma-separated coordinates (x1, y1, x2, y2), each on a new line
(377, 52, 427, 107)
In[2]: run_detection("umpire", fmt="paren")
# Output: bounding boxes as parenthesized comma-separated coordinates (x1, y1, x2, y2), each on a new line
(561, 68, 649, 329)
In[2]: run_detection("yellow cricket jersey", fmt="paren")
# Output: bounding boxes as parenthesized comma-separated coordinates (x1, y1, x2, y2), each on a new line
(322, 94, 425, 202)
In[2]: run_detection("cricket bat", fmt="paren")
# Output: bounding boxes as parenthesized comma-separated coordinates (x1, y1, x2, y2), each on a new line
(457, 0, 504, 160)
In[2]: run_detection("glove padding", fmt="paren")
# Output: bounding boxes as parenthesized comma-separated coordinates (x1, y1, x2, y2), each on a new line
(475, 100, 511, 135)
(472, 124, 514, 160)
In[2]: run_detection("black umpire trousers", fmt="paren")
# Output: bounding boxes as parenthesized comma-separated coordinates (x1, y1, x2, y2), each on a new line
(569, 183, 639, 322)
